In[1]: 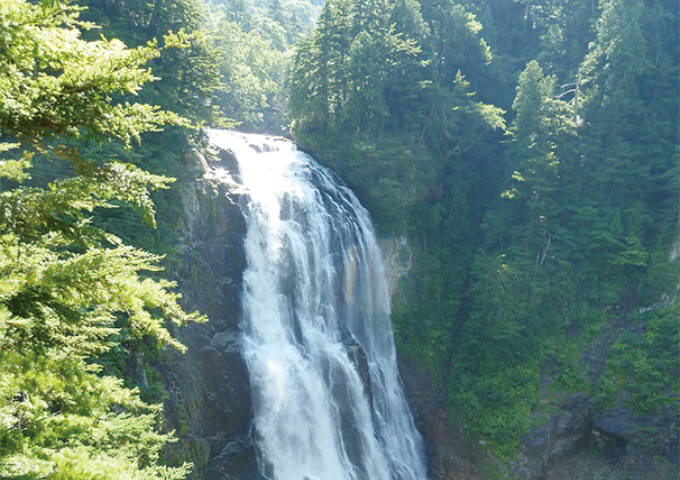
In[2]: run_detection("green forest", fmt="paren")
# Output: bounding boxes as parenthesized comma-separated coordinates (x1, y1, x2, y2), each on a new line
(1, 0, 678, 478)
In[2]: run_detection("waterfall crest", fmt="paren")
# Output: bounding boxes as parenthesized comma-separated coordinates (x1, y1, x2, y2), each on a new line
(208, 130, 428, 480)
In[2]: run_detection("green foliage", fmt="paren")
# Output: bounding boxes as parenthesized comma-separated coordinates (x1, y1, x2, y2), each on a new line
(0, 0, 186, 144)
(0, 0, 205, 477)
(595, 304, 680, 414)
(451, 364, 539, 459)
(207, 16, 286, 131)
(0, 351, 191, 479)
(290, 0, 504, 232)
(197, 0, 322, 132)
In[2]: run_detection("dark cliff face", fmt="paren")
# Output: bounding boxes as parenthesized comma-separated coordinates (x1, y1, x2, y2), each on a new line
(160, 148, 262, 479)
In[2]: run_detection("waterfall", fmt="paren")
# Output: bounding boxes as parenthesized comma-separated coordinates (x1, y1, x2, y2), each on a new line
(208, 130, 428, 480)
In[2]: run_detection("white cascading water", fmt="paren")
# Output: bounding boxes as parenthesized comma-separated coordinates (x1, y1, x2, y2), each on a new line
(208, 130, 428, 480)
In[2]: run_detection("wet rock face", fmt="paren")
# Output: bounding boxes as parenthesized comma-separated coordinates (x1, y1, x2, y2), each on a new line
(207, 437, 261, 480)
(513, 386, 679, 479)
(160, 149, 262, 479)
(398, 358, 484, 480)
(514, 394, 590, 479)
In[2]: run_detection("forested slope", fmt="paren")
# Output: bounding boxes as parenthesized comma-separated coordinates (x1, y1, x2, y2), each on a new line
(288, 0, 679, 474)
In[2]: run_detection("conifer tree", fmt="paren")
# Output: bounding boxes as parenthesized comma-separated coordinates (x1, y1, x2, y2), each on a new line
(0, 1, 203, 477)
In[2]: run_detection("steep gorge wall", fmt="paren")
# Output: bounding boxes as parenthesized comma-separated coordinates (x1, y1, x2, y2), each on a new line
(159, 149, 261, 479)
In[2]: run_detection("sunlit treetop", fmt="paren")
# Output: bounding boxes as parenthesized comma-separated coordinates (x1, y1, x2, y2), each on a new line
(0, 0, 186, 147)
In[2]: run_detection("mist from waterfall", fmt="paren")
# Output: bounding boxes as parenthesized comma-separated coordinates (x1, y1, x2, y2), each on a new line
(208, 130, 428, 480)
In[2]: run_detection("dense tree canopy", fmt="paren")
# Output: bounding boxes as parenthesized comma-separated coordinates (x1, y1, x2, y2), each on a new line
(289, 0, 679, 463)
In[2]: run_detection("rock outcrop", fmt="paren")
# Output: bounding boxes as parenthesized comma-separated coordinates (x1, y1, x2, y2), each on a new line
(160, 148, 262, 479)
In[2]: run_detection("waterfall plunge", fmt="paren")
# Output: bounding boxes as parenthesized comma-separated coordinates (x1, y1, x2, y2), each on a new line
(209, 130, 428, 480)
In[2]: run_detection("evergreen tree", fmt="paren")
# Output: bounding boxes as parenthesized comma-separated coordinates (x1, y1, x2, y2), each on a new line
(0, 1, 203, 477)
